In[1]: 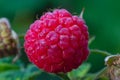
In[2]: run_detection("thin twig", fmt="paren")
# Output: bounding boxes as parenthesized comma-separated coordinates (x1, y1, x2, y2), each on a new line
(94, 67, 107, 80)
(90, 49, 111, 56)
(88, 36, 95, 45)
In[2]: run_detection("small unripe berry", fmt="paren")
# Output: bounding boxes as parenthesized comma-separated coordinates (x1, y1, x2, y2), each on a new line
(0, 18, 19, 58)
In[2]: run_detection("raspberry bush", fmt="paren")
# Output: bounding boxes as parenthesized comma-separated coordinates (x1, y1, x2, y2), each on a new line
(0, 5, 119, 80)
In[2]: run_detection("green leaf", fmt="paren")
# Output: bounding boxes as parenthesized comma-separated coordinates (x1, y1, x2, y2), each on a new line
(23, 64, 42, 80)
(0, 56, 22, 65)
(0, 63, 19, 72)
(68, 63, 91, 80)
(84, 74, 97, 80)
(0, 57, 13, 63)
(35, 72, 61, 80)
(0, 70, 23, 80)
(0, 64, 42, 80)
(0, 57, 22, 72)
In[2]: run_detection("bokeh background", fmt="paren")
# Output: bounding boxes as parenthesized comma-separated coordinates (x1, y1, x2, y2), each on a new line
(0, 0, 120, 80)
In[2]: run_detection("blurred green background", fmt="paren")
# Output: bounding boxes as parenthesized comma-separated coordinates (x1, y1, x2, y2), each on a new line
(0, 0, 120, 79)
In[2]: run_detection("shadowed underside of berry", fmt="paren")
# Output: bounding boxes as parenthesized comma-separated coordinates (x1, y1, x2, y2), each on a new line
(24, 9, 89, 73)
(0, 18, 18, 58)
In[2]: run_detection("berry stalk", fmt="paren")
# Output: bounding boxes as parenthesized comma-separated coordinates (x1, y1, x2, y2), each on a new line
(57, 73, 70, 80)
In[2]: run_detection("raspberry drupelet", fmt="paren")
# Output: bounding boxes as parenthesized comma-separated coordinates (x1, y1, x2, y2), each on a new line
(24, 9, 89, 73)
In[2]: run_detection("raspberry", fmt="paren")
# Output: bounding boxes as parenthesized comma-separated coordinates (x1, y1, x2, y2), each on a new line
(24, 9, 89, 73)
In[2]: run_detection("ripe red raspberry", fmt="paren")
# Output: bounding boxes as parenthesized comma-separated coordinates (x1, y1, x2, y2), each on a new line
(24, 9, 89, 73)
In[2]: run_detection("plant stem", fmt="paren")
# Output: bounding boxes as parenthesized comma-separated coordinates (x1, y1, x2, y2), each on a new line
(90, 49, 111, 56)
(56, 73, 70, 80)
(18, 34, 25, 38)
(94, 67, 107, 80)
(88, 36, 95, 45)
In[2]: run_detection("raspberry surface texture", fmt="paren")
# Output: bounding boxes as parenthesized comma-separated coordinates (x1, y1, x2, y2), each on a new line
(24, 9, 89, 73)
